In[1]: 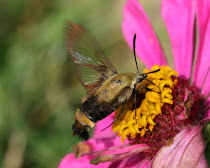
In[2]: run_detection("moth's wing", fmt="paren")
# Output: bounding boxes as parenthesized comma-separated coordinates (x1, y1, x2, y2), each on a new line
(76, 66, 104, 95)
(67, 22, 117, 94)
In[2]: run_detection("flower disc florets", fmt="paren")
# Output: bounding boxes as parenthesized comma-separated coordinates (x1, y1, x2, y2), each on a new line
(112, 65, 206, 158)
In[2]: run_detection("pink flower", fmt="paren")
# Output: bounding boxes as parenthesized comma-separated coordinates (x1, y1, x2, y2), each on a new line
(59, 0, 210, 167)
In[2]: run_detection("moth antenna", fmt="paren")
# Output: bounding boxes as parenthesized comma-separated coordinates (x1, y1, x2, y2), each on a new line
(133, 34, 139, 124)
(145, 69, 160, 74)
(133, 34, 139, 72)
(134, 84, 137, 124)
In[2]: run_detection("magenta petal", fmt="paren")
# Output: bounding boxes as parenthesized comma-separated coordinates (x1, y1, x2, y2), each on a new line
(104, 144, 148, 155)
(58, 154, 111, 168)
(201, 67, 210, 97)
(177, 109, 188, 120)
(122, 0, 167, 69)
(59, 136, 125, 168)
(118, 155, 148, 168)
(90, 144, 149, 165)
(193, 0, 210, 92)
(201, 109, 210, 123)
(151, 125, 208, 168)
(87, 136, 127, 152)
(161, 0, 195, 79)
(137, 159, 150, 168)
(193, 17, 210, 95)
(93, 113, 116, 139)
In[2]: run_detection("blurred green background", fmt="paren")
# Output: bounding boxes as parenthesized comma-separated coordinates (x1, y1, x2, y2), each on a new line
(1, 0, 200, 168)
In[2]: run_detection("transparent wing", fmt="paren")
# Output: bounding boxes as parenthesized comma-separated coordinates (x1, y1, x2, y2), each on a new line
(76, 66, 104, 95)
(67, 22, 117, 94)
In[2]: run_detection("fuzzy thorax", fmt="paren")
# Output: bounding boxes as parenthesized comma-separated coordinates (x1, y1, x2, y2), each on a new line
(112, 65, 178, 142)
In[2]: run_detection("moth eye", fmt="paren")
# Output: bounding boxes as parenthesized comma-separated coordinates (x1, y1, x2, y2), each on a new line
(114, 79, 122, 84)
(112, 79, 122, 84)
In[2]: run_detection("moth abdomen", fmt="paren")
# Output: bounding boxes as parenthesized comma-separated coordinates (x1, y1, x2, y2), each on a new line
(72, 120, 90, 140)
(80, 96, 115, 123)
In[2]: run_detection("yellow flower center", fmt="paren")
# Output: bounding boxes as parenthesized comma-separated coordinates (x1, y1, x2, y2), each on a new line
(112, 65, 178, 142)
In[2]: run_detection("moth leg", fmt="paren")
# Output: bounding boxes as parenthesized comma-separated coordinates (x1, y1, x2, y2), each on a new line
(134, 86, 154, 124)
(134, 84, 137, 124)
(136, 86, 152, 93)
(101, 99, 126, 132)
(136, 86, 160, 94)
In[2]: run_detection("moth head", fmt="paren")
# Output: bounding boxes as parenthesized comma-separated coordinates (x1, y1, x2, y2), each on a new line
(136, 73, 147, 83)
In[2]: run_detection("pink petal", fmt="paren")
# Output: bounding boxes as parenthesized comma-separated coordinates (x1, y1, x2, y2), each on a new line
(93, 113, 116, 139)
(161, 0, 195, 79)
(122, 0, 167, 69)
(151, 127, 190, 167)
(197, 154, 210, 168)
(193, 0, 210, 94)
(151, 125, 208, 168)
(58, 154, 111, 168)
